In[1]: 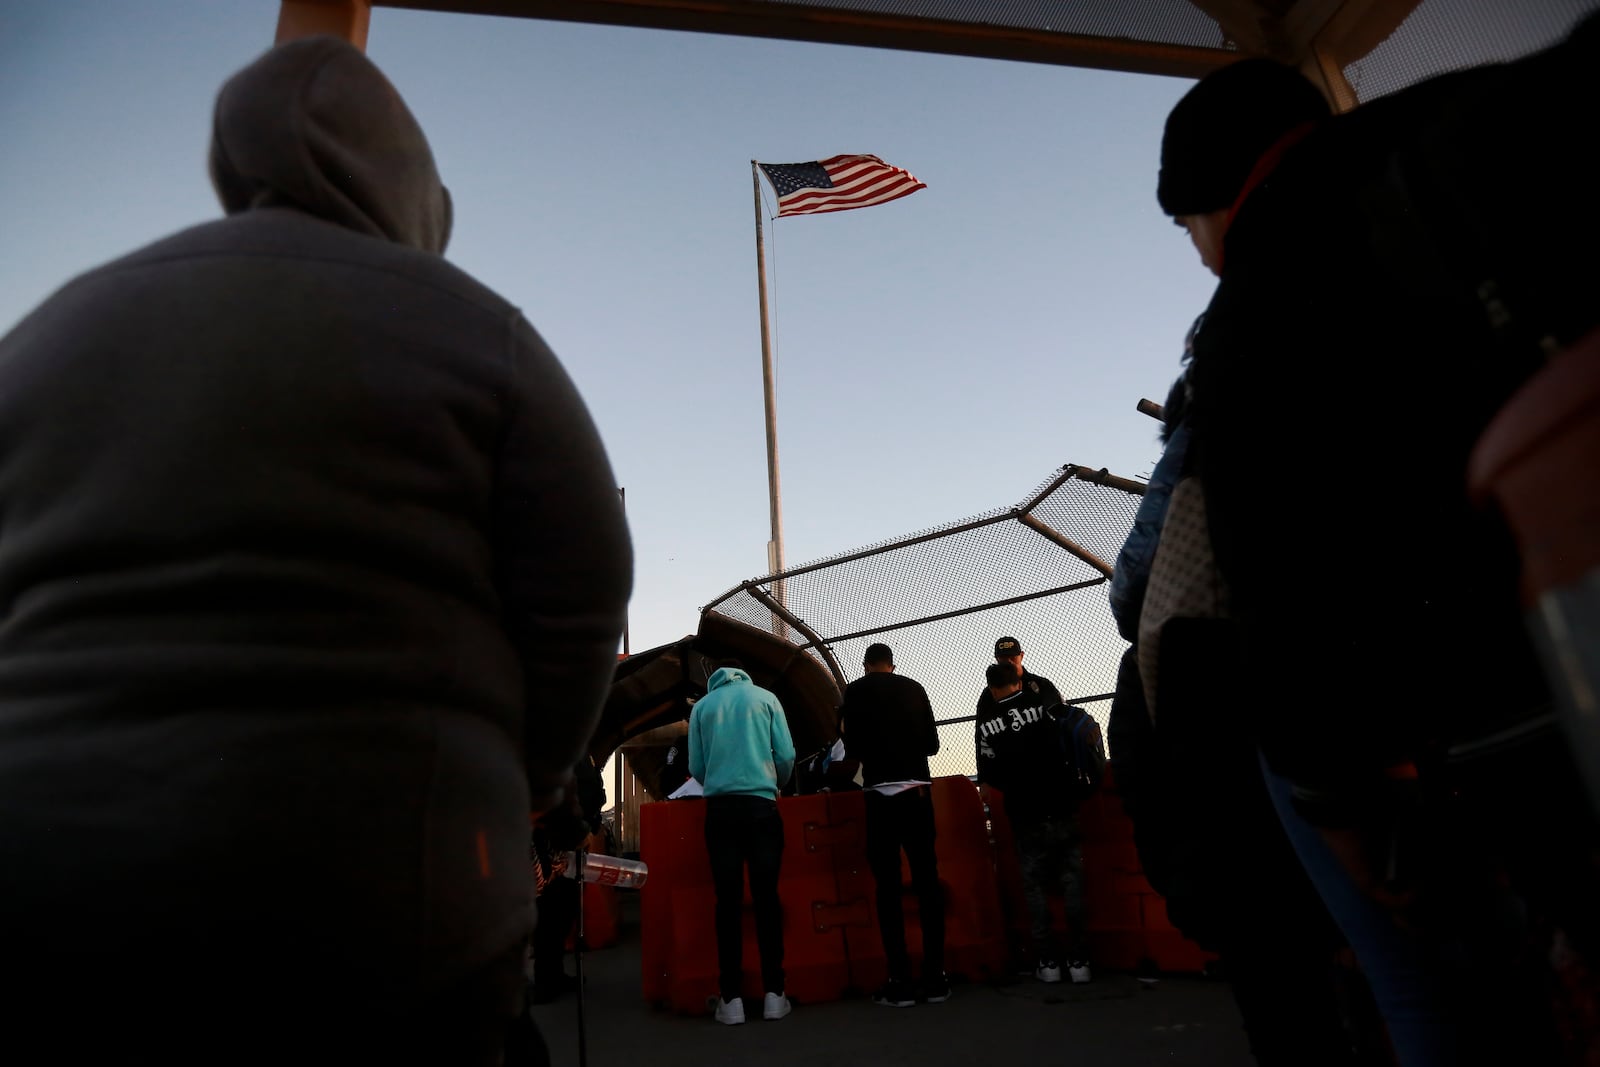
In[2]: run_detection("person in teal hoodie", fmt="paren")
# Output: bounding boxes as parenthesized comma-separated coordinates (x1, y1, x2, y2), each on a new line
(688, 663, 796, 1026)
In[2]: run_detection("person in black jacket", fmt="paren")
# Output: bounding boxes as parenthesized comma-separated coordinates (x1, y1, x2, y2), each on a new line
(1169, 26, 1600, 1063)
(977, 661, 1091, 985)
(530, 755, 607, 1003)
(1106, 60, 1373, 1067)
(839, 643, 949, 1007)
(975, 635, 1062, 723)
(0, 37, 631, 1065)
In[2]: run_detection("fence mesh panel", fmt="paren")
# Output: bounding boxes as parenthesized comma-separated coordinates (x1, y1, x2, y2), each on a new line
(1341, 0, 1597, 103)
(704, 465, 1143, 778)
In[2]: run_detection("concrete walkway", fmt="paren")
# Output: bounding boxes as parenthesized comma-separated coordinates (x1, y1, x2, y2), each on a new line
(530, 899, 1255, 1067)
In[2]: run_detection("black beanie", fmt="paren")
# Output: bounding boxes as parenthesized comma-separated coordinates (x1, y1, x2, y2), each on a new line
(1157, 58, 1332, 217)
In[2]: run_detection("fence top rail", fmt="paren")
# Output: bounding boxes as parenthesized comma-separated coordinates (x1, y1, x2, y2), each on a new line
(701, 462, 1144, 614)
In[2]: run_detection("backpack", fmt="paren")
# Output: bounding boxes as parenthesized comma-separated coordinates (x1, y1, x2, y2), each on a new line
(1056, 703, 1107, 801)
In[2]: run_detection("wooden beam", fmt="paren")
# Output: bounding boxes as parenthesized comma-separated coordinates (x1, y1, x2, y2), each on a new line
(1282, 0, 1354, 57)
(1293, 0, 1423, 109)
(1303, 44, 1360, 111)
(1310, 0, 1424, 66)
(372, 0, 1239, 78)
(277, 0, 373, 48)
(1189, 0, 1294, 59)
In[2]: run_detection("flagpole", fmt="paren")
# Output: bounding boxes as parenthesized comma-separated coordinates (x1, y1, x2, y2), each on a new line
(751, 162, 788, 623)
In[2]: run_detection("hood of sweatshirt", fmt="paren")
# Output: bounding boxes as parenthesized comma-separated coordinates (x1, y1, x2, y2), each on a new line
(706, 667, 752, 692)
(208, 35, 452, 254)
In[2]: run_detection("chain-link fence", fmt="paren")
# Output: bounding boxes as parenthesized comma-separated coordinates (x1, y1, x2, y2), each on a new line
(1337, 0, 1597, 103)
(702, 463, 1144, 778)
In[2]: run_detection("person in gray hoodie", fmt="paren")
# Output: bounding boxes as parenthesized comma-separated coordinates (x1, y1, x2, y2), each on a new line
(0, 36, 631, 1065)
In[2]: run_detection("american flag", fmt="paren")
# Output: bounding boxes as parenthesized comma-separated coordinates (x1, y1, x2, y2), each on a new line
(757, 154, 926, 218)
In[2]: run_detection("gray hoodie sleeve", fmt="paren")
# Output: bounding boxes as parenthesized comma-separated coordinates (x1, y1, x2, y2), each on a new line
(493, 314, 633, 810)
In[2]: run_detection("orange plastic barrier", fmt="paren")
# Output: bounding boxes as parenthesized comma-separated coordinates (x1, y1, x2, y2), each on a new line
(637, 798, 712, 1004)
(638, 794, 857, 1013)
(578, 881, 622, 950)
(988, 767, 1215, 975)
(639, 772, 1209, 1013)
(832, 777, 1008, 990)
(638, 780, 1008, 1013)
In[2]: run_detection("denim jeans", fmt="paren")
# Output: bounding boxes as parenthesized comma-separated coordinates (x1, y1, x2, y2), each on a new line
(704, 794, 785, 1000)
(1260, 756, 1460, 1067)
(1013, 815, 1087, 963)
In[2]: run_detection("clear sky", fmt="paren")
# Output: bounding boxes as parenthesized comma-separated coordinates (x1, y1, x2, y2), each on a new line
(0, 1, 1219, 659)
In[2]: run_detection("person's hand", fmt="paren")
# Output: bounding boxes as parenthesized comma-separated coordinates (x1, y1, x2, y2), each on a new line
(1316, 824, 1418, 921)
(1294, 770, 1428, 927)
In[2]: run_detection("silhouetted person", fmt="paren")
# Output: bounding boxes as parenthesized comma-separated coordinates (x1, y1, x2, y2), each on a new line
(530, 755, 607, 1003)
(0, 36, 631, 1066)
(1147, 22, 1600, 1061)
(688, 662, 795, 1025)
(839, 642, 948, 1006)
(977, 661, 1092, 984)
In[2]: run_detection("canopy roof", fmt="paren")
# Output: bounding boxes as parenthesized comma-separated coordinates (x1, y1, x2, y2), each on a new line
(370, 0, 1419, 88)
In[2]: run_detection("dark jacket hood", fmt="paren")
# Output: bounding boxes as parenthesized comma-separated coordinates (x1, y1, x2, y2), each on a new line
(208, 35, 452, 254)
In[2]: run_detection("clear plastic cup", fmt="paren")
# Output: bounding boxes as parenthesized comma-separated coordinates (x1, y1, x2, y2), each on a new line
(562, 851, 649, 888)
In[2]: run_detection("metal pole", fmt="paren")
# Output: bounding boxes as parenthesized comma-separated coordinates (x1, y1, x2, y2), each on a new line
(618, 487, 630, 657)
(574, 850, 588, 1067)
(612, 755, 624, 856)
(751, 163, 789, 625)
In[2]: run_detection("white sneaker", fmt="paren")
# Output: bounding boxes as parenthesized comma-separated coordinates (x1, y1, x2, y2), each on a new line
(1069, 961, 1092, 984)
(762, 991, 791, 1020)
(1035, 961, 1062, 984)
(714, 997, 746, 1025)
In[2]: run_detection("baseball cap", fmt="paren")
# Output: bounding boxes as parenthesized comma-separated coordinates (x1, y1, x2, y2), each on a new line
(994, 637, 1022, 658)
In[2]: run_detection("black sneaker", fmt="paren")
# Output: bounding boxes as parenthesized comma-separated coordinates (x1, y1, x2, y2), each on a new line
(872, 978, 917, 1008)
(922, 971, 952, 1004)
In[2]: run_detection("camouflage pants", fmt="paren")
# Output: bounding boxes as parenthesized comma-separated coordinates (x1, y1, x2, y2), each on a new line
(1014, 815, 1088, 963)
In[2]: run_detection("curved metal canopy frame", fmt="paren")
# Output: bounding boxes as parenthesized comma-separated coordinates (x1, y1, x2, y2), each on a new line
(275, 0, 1425, 109)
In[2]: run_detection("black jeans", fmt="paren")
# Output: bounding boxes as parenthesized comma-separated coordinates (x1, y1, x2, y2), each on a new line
(865, 786, 945, 980)
(704, 794, 786, 1001)
(1013, 815, 1087, 963)
(532, 873, 579, 983)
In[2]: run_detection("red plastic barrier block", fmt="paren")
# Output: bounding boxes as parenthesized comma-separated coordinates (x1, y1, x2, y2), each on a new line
(638, 800, 711, 1003)
(1087, 888, 1143, 933)
(783, 793, 851, 877)
(990, 780, 1172, 974)
(579, 882, 621, 950)
(1076, 788, 1139, 844)
(1088, 930, 1146, 972)
(984, 789, 1032, 955)
(647, 795, 861, 1013)
(1139, 895, 1216, 975)
(664, 885, 723, 1014)
(777, 874, 853, 1006)
(841, 778, 1007, 988)
(929, 777, 1007, 980)
(659, 877, 853, 1014)
(1080, 835, 1142, 876)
